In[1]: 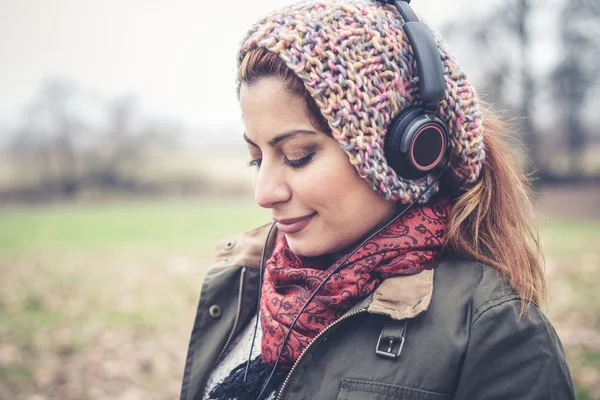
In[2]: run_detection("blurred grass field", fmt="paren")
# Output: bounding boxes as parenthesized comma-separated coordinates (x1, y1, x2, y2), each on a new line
(0, 199, 599, 399)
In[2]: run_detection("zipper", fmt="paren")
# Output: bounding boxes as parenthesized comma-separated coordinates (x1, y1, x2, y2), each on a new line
(210, 266, 247, 372)
(276, 308, 368, 400)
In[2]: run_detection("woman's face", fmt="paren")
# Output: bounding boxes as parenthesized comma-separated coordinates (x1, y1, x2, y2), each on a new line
(240, 77, 396, 258)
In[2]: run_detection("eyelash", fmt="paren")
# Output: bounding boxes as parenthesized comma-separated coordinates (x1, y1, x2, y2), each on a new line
(247, 159, 261, 168)
(248, 151, 315, 169)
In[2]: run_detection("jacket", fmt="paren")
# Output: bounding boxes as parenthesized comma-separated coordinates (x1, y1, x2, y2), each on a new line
(180, 223, 576, 400)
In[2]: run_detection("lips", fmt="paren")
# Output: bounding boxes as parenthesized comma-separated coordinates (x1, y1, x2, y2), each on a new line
(274, 213, 316, 234)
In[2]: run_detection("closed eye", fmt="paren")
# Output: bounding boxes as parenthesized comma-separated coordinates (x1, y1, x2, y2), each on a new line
(284, 151, 315, 168)
(247, 149, 315, 169)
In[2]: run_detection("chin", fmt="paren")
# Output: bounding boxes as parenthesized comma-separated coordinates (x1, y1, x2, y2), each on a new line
(285, 236, 328, 258)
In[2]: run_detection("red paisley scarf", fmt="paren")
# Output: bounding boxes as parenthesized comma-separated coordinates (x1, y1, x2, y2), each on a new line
(260, 197, 451, 369)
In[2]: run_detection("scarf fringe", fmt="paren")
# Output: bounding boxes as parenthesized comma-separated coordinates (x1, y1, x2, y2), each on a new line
(208, 356, 286, 400)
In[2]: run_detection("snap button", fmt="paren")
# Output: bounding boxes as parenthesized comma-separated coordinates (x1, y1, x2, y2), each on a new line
(209, 305, 221, 319)
(224, 239, 236, 250)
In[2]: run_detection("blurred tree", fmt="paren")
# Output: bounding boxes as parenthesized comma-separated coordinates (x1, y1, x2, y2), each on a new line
(10, 79, 88, 196)
(442, 0, 600, 181)
(551, 0, 600, 176)
(9, 78, 181, 198)
(441, 1, 541, 174)
(515, 0, 538, 176)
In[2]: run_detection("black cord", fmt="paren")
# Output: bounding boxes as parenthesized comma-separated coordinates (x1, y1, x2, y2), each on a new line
(243, 220, 276, 382)
(251, 167, 447, 400)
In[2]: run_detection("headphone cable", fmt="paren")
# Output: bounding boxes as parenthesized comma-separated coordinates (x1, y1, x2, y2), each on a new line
(247, 167, 447, 399)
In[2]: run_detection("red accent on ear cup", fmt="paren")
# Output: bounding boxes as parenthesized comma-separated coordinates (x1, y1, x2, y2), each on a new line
(385, 107, 448, 180)
(409, 124, 445, 170)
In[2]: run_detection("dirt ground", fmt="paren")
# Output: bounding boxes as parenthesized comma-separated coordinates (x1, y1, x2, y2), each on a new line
(536, 182, 600, 220)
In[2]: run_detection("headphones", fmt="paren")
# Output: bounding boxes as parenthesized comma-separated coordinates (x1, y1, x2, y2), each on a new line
(382, 0, 449, 180)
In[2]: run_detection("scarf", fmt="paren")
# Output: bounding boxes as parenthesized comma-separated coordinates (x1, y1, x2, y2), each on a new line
(261, 197, 451, 368)
(209, 197, 450, 399)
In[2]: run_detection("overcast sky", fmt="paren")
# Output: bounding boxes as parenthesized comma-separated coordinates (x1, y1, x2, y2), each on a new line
(0, 0, 472, 138)
(1, 0, 566, 150)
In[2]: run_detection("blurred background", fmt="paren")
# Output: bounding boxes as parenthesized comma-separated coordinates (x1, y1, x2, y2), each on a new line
(0, 0, 599, 399)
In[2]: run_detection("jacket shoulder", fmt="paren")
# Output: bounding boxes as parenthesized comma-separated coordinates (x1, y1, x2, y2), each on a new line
(435, 256, 520, 319)
(450, 260, 576, 398)
(211, 222, 276, 270)
(471, 262, 521, 320)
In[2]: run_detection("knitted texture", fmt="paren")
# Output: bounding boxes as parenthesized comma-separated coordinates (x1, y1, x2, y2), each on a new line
(238, 0, 485, 203)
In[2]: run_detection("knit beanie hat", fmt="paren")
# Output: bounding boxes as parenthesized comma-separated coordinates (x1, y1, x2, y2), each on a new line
(238, 0, 485, 203)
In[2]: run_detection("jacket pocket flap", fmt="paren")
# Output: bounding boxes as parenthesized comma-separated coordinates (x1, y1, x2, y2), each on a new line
(338, 378, 451, 400)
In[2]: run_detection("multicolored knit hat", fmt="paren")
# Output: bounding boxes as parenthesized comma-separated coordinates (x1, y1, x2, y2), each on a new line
(238, 0, 485, 203)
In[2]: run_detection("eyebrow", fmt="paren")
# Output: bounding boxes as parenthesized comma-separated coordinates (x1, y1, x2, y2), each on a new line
(243, 129, 317, 148)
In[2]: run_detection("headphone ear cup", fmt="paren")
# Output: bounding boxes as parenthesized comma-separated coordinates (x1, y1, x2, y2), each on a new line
(385, 107, 426, 179)
(385, 107, 448, 180)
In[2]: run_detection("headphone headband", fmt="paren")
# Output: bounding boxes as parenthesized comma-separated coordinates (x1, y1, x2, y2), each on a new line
(379, 0, 449, 180)
(391, 0, 418, 22)
(383, 0, 445, 113)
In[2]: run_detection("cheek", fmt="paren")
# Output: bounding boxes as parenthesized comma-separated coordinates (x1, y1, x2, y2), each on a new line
(298, 152, 366, 214)
(285, 147, 395, 257)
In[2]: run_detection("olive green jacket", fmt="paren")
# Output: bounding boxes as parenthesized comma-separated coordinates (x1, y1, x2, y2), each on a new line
(180, 224, 575, 400)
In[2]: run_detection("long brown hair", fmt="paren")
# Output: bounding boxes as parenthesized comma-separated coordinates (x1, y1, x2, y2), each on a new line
(238, 48, 546, 306)
(446, 110, 546, 306)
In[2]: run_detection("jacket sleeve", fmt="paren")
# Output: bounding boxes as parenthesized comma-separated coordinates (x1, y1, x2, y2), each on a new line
(453, 296, 576, 400)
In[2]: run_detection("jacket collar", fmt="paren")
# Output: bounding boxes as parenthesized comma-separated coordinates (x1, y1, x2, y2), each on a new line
(212, 223, 433, 321)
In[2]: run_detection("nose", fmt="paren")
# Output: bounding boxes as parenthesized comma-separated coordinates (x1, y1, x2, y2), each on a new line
(254, 161, 291, 209)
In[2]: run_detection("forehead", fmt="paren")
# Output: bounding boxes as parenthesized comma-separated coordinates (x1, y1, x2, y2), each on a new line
(239, 78, 313, 134)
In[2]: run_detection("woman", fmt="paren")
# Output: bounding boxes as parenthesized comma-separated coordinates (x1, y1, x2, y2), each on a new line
(180, 0, 575, 399)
